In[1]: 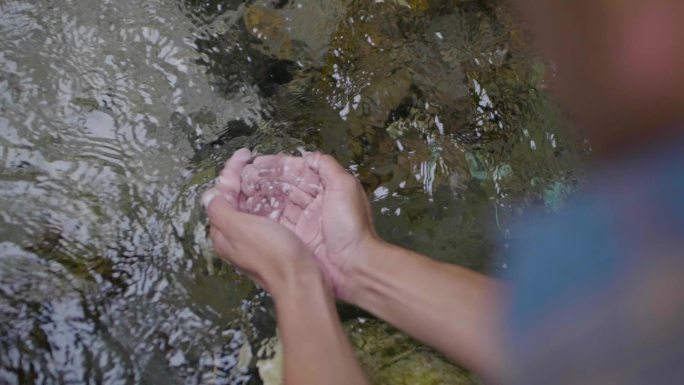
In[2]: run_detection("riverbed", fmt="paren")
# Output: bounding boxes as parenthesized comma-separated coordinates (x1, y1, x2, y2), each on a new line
(0, 0, 584, 383)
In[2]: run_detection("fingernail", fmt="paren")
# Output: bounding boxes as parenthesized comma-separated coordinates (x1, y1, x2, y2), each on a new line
(201, 189, 219, 208)
(225, 148, 253, 167)
(236, 148, 253, 160)
(216, 176, 228, 186)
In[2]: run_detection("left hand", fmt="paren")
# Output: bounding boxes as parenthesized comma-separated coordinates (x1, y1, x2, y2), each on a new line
(203, 149, 322, 296)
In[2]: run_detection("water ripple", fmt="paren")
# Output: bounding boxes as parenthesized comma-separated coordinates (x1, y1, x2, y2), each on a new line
(0, 0, 585, 383)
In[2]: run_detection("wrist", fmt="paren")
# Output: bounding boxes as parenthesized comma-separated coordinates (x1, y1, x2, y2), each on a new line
(271, 258, 333, 308)
(339, 235, 393, 305)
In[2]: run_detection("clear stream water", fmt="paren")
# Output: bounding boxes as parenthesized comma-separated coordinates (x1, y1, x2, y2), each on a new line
(0, 0, 585, 383)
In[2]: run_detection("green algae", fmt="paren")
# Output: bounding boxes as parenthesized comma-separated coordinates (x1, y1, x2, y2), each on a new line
(253, 318, 480, 385)
(348, 319, 480, 385)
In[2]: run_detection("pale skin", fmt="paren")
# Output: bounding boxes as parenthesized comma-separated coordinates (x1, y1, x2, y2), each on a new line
(204, 149, 504, 384)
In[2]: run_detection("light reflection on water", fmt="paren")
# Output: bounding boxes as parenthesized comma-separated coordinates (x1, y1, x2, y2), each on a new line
(1, 0, 585, 383)
(1, 0, 261, 383)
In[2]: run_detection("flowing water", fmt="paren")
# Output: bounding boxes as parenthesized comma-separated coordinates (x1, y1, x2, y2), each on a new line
(0, 0, 585, 383)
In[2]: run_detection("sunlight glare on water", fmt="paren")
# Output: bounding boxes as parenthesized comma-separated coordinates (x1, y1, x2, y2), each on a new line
(1, 0, 265, 383)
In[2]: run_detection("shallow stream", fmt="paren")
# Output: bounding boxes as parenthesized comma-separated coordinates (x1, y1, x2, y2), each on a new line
(0, 0, 584, 383)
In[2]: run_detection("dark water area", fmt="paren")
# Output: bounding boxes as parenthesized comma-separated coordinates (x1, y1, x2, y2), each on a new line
(0, 0, 585, 383)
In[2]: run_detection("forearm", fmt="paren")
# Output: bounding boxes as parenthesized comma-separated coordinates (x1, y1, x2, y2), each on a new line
(345, 239, 505, 381)
(273, 272, 369, 385)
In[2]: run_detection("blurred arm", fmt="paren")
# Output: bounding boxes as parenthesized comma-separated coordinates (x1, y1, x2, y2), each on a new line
(345, 238, 505, 382)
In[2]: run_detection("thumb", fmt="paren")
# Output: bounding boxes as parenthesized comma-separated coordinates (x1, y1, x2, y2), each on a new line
(216, 148, 252, 206)
(304, 153, 352, 190)
(203, 188, 255, 239)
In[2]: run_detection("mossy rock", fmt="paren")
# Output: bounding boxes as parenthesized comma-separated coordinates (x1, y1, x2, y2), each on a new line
(347, 318, 479, 385)
(256, 318, 480, 385)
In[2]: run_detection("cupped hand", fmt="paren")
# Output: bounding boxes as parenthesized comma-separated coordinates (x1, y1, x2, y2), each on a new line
(233, 150, 378, 300)
(203, 149, 322, 296)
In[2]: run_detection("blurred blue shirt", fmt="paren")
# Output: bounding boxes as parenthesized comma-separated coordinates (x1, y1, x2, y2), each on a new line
(505, 130, 684, 384)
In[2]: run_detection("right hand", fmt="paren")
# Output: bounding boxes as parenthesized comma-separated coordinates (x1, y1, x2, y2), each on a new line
(234, 151, 380, 300)
(303, 153, 380, 299)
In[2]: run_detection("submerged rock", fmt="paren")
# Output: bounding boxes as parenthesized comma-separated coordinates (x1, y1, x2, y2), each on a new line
(348, 318, 479, 385)
(255, 336, 283, 385)
(243, 0, 351, 65)
(254, 318, 479, 385)
(242, 0, 469, 132)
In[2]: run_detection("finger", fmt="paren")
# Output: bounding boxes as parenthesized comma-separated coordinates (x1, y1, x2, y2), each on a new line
(287, 185, 314, 208)
(206, 192, 254, 240)
(243, 155, 324, 203)
(241, 163, 290, 197)
(239, 194, 254, 212)
(310, 226, 324, 249)
(238, 192, 250, 212)
(268, 194, 285, 222)
(295, 167, 323, 196)
(302, 151, 322, 170)
(223, 148, 252, 171)
(217, 148, 252, 205)
(250, 154, 286, 181)
(277, 156, 323, 196)
(252, 153, 296, 176)
(252, 156, 323, 197)
(244, 192, 273, 217)
(296, 196, 323, 244)
(241, 178, 307, 208)
(279, 215, 297, 232)
(282, 201, 302, 223)
(279, 156, 305, 181)
(209, 226, 236, 262)
(305, 153, 352, 190)
(240, 164, 262, 196)
(202, 188, 221, 208)
(252, 154, 281, 167)
(203, 186, 237, 209)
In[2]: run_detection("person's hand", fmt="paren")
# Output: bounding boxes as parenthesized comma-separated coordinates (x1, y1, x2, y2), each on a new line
(237, 151, 380, 300)
(302, 152, 380, 300)
(203, 149, 323, 297)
